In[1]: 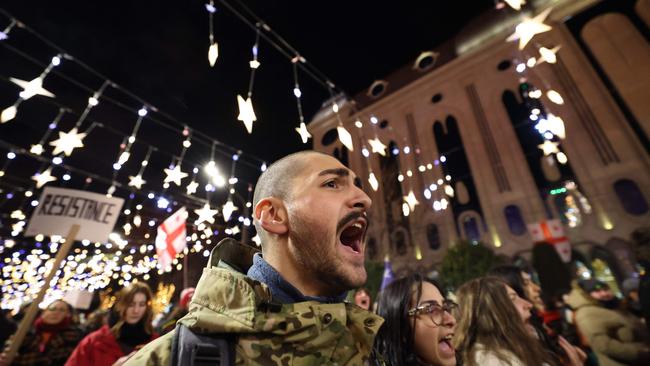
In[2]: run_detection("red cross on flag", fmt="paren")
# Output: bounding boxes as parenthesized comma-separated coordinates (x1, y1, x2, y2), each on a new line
(527, 219, 572, 263)
(156, 207, 188, 272)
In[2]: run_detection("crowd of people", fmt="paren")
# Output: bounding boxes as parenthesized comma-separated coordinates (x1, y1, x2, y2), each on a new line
(1, 151, 648, 365)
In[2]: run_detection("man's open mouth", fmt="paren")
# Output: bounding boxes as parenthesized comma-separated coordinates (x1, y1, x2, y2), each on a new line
(339, 218, 367, 254)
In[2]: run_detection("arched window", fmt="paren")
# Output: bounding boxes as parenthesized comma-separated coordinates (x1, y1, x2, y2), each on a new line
(504, 205, 527, 236)
(614, 179, 649, 215)
(463, 216, 481, 243)
(426, 223, 440, 250)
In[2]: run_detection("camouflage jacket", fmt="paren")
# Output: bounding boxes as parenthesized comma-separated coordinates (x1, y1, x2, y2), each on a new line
(126, 239, 383, 365)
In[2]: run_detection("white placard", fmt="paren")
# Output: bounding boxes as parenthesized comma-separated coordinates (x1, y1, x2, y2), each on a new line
(25, 186, 124, 243)
(63, 289, 94, 310)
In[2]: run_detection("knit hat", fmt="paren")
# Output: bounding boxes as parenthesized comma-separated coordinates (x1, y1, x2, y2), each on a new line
(179, 287, 195, 309)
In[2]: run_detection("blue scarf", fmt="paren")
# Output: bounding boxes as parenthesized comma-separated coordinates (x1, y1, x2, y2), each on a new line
(247, 254, 347, 304)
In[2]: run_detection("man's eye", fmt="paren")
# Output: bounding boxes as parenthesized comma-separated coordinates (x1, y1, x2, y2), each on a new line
(325, 181, 338, 188)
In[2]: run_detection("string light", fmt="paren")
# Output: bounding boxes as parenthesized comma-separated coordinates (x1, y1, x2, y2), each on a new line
(2, 55, 60, 123)
(537, 46, 561, 64)
(206, 0, 219, 66)
(292, 59, 311, 143)
(546, 90, 564, 105)
(506, 7, 553, 50)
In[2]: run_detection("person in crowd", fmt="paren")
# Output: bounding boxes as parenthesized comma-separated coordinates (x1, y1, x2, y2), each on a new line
(565, 279, 650, 366)
(372, 272, 457, 366)
(66, 282, 157, 366)
(127, 151, 382, 365)
(0, 299, 83, 366)
(622, 277, 642, 318)
(156, 287, 194, 335)
(81, 308, 109, 336)
(632, 227, 650, 331)
(454, 277, 585, 366)
(353, 287, 372, 311)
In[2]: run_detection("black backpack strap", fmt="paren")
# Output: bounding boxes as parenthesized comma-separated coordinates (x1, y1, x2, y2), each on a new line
(171, 323, 236, 366)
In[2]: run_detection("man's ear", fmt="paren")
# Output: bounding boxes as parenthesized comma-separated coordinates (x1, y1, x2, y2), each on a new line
(254, 197, 288, 236)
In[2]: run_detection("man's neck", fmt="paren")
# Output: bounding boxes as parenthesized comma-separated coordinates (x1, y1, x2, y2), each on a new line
(247, 254, 346, 304)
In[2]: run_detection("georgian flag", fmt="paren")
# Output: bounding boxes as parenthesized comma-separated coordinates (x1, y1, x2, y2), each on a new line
(156, 207, 188, 272)
(527, 219, 572, 263)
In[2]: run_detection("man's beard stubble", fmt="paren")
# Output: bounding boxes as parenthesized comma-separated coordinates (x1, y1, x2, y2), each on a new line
(288, 212, 366, 295)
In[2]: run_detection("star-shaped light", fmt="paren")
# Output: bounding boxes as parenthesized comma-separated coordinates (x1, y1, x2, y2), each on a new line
(367, 137, 387, 156)
(336, 126, 354, 151)
(194, 203, 218, 225)
(237, 95, 257, 134)
(368, 172, 379, 191)
(208, 42, 219, 66)
(295, 122, 312, 143)
(32, 167, 57, 189)
(537, 46, 561, 64)
(30, 144, 44, 155)
(403, 190, 419, 212)
(538, 140, 560, 156)
(186, 181, 199, 195)
(222, 200, 238, 222)
(504, 0, 526, 11)
(128, 174, 146, 189)
(9, 76, 55, 100)
(1, 106, 17, 123)
(506, 7, 553, 49)
(164, 165, 188, 186)
(49, 128, 86, 156)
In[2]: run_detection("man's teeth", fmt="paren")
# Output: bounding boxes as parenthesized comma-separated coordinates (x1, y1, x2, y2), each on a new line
(352, 222, 363, 229)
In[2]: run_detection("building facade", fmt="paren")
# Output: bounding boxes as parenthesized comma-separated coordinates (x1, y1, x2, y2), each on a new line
(308, 0, 650, 283)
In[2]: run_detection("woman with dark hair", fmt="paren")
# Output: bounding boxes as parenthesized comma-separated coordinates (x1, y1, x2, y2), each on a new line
(66, 283, 157, 366)
(454, 277, 584, 366)
(0, 299, 82, 366)
(372, 273, 457, 366)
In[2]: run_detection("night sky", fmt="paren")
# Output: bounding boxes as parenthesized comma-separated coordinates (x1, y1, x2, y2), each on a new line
(0, 0, 496, 213)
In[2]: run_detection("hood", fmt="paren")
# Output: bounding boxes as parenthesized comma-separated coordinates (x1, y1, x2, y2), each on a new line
(565, 286, 599, 310)
(178, 238, 383, 350)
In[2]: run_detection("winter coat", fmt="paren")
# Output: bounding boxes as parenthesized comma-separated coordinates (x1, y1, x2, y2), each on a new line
(9, 325, 82, 366)
(65, 324, 155, 366)
(125, 239, 384, 365)
(565, 287, 649, 366)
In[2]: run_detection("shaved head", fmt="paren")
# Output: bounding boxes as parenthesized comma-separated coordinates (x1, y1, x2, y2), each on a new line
(253, 150, 327, 243)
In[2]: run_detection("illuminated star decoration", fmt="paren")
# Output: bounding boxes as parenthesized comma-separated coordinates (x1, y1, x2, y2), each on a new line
(194, 203, 218, 225)
(222, 200, 238, 222)
(164, 165, 189, 186)
(336, 126, 354, 151)
(503, 0, 526, 11)
(537, 46, 561, 64)
(538, 140, 560, 156)
(535, 113, 566, 139)
(236, 95, 257, 134)
(128, 174, 146, 189)
(49, 128, 86, 156)
(403, 190, 419, 212)
(367, 137, 387, 156)
(30, 144, 44, 155)
(32, 167, 57, 189)
(506, 7, 553, 50)
(295, 122, 312, 143)
(9, 76, 55, 100)
(186, 180, 199, 195)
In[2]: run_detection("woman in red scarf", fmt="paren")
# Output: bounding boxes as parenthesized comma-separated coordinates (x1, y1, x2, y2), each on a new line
(65, 283, 157, 366)
(3, 299, 83, 366)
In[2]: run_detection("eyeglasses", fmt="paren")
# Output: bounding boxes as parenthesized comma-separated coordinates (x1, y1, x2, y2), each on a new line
(408, 300, 458, 326)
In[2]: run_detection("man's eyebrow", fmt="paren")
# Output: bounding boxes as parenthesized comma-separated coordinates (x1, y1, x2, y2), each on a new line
(318, 168, 350, 178)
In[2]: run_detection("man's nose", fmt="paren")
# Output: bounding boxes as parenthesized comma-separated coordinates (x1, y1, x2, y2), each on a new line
(351, 184, 372, 210)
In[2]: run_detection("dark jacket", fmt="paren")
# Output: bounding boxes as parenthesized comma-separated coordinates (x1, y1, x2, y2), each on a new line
(11, 325, 82, 366)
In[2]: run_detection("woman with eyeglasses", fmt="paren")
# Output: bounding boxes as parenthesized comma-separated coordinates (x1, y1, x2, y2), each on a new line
(454, 277, 585, 366)
(0, 299, 82, 366)
(372, 272, 457, 366)
(66, 283, 157, 366)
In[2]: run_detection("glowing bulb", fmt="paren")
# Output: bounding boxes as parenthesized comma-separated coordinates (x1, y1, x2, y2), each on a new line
(355, 120, 363, 128)
(516, 63, 526, 73)
(138, 108, 147, 117)
(51, 56, 61, 66)
(547, 90, 564, 105)
(362, 148, 370, 157)
(526, 57, 536, 68)
(88, 97, 99, 106)
(370, 116, 378, 124)
(556, 152, 568, 164)
(208, 42, 219, 66)
(293, 87, 302, 98)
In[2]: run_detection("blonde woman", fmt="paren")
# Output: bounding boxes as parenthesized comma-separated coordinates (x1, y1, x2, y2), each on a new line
(66, 283, 157, 366)
(454, 277, 583, 366)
